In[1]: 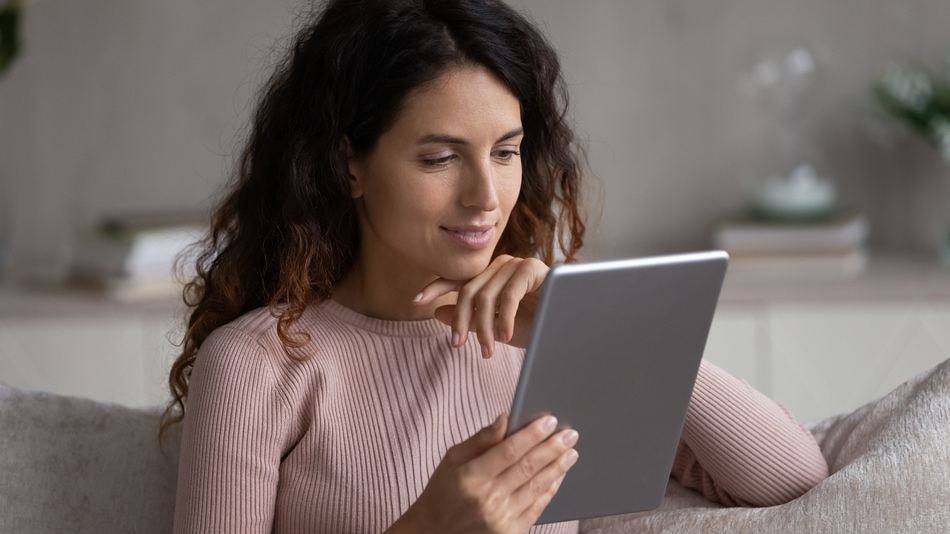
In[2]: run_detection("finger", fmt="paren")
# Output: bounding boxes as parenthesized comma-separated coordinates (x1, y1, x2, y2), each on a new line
(519, 477, 559, 527)
(515, 448, 579, 523)
(492, 259, 542, 344)
(413, 278, 464, 306)
(443, 413, 508, 467)
(452, 256, 514, 349)
(471, 258, 524, 357)
(498, 428, 578, 493)
(470, 415, 558, 479)
(478, 257, 547, 349)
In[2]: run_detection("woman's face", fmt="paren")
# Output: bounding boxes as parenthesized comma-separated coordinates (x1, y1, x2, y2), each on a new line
(348, 65, 523, 285)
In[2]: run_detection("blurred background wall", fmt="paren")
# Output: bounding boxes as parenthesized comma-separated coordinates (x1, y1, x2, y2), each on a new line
(1, 0, 950, 277)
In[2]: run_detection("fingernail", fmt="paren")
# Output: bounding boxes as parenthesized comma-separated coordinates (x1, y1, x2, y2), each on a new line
(565, 449, 579, 466)
(481, 344, 490, 359)
(452, 331, 460, 347)
(412, 292, 424, 303)
(541, 416, 557, 434)
(561, 430, 579, 447)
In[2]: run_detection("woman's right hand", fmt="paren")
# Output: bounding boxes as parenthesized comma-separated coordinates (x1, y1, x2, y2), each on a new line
(388, 414, 579, 534)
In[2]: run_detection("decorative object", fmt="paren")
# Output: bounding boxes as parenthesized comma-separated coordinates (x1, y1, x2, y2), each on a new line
(752, 163, 837, 220)
(874, 63, 950, 263)
(737, 48, 843, 228)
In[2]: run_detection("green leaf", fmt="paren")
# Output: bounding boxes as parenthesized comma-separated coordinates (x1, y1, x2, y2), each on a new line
(0, 0, 23, 77)
(873, 64, 950, 151)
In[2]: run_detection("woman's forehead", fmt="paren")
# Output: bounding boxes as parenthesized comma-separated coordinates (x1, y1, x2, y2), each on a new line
(390, 65, 523, 143)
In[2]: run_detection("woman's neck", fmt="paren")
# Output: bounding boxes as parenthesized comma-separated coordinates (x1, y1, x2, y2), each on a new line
(331, 260, 453, 321)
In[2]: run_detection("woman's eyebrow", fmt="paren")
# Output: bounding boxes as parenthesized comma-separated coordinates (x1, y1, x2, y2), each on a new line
(496, 127, 524, 143)
(416, 128, 524, 146)
(417, 133, 468, 145)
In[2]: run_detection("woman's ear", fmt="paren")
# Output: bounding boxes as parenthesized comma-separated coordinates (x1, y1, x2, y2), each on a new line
(342, 137, 364, 199)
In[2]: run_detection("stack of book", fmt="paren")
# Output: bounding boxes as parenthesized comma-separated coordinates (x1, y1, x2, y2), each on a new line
(712, 210, 870, 276)
(69, 211, 207, 301)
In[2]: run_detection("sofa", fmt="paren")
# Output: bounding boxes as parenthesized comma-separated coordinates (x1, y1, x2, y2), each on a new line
(2, 359, 949, 533)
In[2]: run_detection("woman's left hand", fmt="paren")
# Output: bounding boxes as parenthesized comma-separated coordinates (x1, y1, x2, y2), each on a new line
(414, 255, 549, 358)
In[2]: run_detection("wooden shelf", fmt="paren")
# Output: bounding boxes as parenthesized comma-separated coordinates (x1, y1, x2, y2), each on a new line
(0, 283, 184, 319)
(719, 252, 950, 305)
(2, 252, 950, 318)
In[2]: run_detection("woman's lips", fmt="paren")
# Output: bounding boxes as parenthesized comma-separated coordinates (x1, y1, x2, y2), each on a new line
(441, 225, 495, 250)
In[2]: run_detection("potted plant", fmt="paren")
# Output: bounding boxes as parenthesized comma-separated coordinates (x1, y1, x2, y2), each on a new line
(0, 0, 22, 77)
(874, 63, 950, 263)
(874, 63, 950, 162)
(0, 0, 22, 278)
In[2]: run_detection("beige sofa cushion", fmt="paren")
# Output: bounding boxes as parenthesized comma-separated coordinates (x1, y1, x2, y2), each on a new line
(580, 358, 950, 533)
(2, 358, 948, 533)
(0, 383, 179, 534)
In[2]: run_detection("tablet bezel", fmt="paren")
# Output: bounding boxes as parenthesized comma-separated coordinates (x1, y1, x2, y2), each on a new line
(506, 250, 729, 524)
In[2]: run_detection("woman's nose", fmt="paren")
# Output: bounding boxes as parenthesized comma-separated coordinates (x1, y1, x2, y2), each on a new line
(460, 158, 500, 211)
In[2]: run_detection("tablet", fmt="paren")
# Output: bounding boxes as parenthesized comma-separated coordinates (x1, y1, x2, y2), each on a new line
(507, 250, 729, 524)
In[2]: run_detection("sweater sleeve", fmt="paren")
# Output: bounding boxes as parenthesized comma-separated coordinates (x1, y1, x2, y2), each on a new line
(173, 327, 291, 533)
(670, 359, 829, 507)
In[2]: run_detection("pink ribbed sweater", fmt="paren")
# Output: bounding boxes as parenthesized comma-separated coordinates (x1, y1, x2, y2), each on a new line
(174, 299, 828, 533)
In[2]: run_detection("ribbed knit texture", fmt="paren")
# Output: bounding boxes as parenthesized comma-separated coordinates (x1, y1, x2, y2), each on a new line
(174, 299, 828, 533)
(671, 364, 830, 506)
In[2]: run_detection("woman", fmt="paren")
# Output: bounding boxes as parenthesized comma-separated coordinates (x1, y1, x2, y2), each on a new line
(163, 0, 829, 532)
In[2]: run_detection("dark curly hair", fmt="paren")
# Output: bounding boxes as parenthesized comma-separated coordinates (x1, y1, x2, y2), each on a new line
(160, 0, 588, 436)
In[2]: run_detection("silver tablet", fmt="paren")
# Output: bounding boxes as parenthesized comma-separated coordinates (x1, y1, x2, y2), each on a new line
(507, 250, 729, 524)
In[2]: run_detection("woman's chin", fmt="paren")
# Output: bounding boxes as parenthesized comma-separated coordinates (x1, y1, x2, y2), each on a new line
(436, 256, 494, 282)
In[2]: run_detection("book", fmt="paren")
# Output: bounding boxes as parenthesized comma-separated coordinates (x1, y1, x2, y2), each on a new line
(68, 272, 186, 302)
(725, 247, 869, 277)
(713, 211, 869, 253)
(68, 212, 206, 300)
(97, 210, 208, 233)
(713, 210, 871, 277)
(71, 224, 203, 279)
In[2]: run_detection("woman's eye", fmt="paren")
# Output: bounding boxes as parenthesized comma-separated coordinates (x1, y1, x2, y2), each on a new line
(421, 155, 456, 168)
(494, 150, 521, 162)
